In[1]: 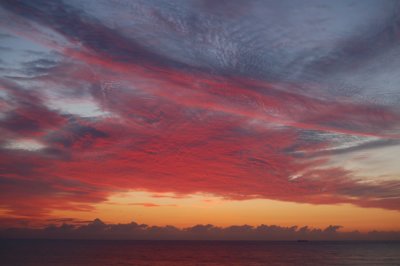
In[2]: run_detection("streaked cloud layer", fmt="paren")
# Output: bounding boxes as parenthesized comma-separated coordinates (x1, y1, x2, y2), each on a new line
(0, 0, 399, 230)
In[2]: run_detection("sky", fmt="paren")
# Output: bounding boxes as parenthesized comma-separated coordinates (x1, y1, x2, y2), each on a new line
(0, 0, 400, 239)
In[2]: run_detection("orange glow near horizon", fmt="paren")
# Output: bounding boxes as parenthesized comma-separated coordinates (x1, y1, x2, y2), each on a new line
(47, 191, 400, 232)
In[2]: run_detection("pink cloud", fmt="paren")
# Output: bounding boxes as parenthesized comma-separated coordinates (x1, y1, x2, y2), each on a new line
(0, 0, 399, 220)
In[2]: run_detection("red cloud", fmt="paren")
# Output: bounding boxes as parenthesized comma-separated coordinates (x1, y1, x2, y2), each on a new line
(1, 1, 400, 220)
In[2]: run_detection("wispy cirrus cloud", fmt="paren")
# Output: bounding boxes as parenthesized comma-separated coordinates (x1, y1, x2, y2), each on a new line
(0, 0, 399, 220)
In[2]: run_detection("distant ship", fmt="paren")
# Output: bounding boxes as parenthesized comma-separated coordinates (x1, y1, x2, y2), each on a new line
(297, 240, 309, 243)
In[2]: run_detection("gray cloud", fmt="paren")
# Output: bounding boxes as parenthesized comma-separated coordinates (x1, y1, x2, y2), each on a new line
(1, 219, 400, 241)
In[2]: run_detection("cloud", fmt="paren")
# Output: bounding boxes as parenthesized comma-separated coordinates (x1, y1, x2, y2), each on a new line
(1, 218, 400, 240)
(129, 203, 177, 208)
(0, 175, 109, 217)
(0, 0, 399, 219)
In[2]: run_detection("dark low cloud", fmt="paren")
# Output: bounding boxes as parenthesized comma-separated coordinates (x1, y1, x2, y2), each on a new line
(1, 219, 400, 241)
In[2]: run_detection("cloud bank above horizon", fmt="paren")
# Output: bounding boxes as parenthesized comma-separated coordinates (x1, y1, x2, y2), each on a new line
(0, 0, 400, 227)
(2, 218, 400, 241)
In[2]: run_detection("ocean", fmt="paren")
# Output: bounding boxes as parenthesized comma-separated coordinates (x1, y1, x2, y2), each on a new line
(1, 240, 399, 265)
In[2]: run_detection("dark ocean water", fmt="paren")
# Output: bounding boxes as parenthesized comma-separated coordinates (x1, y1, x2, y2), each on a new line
(0, 240, 399, 266)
